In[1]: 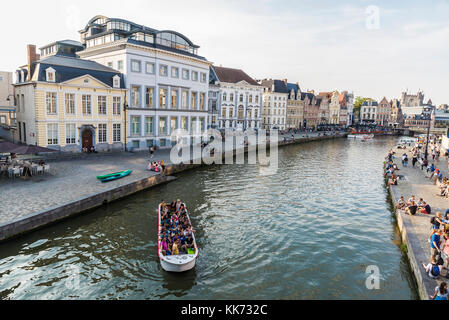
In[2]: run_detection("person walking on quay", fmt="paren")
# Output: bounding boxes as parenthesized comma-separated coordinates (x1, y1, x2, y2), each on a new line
(421, 158, 429, 170)
(149, 146, 155, 159)
(430, 282, 448, 300)
(431, 229, 443, 261)
(412, 152, 418, 167)
(402, 153, 408, 167)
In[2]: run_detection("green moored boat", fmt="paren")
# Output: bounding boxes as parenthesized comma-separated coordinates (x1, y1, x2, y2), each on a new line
(97, 170, 132, 182)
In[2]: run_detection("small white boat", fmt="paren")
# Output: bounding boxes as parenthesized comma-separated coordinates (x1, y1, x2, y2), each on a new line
(348, 134, 374, 140)
(361, 134, 374, 140)
(158, 204, 199, 272)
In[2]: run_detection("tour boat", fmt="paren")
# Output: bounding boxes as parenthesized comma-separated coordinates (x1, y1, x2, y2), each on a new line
(97, 170, 132, 182)
(158, 204, 199, 272)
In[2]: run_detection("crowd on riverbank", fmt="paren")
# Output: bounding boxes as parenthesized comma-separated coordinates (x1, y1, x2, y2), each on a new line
(388, 134, 449, 300)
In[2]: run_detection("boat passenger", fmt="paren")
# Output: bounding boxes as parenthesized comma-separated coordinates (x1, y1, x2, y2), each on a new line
(172, 239, 180, 255)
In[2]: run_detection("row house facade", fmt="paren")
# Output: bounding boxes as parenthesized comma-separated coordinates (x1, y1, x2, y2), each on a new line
(259, 79, 289, 130)
(390, 99, 403, 126)
(317, 92, 331, 125)
(361, 100, 378, 123)
(77, 15, 211, 149)
(303, 91, 319, 129)
(338, 92, 348, 126)
(329, 91, 340, 125)
(212, 66, 262, 130)
(376, 97, 392, 126)
(286, 82, 303, 129)
(14, 43, 127, 152)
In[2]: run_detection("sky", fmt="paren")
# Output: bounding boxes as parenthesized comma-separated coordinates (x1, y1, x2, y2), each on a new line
(2, 0, 449, 105)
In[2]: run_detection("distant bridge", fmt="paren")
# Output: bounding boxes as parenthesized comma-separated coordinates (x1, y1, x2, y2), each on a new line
(395, 127, 447, 136)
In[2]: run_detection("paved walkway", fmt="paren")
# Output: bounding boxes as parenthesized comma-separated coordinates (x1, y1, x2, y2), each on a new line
(0, 132, 341, 226)
(391, 146, 449, 291)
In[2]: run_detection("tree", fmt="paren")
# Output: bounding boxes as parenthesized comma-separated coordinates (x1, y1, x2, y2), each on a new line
(353, 97, 375, 119)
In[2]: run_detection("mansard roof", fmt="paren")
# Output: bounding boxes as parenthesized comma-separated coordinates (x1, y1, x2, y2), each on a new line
(213, 66, 260, 86)
(258, 79, 289, 93)
(32, 53, 125, 88)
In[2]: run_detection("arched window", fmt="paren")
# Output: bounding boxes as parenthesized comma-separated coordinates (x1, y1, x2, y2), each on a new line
(249, 95, 253, 103)
(238, 106, 244, 119)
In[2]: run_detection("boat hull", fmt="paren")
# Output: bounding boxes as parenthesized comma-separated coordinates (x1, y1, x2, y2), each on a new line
(100, 170, 132, 182)
(160, 255, 197, 272)
(97, 170, 132, 180)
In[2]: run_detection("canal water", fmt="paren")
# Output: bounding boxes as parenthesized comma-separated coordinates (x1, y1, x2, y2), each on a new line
(0, 137, 418, 299)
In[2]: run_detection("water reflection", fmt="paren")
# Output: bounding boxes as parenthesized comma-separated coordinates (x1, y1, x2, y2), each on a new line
(0, 137, 418, 299)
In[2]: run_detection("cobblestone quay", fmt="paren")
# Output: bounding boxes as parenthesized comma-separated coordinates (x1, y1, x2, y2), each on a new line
(389, 146, 449, 300)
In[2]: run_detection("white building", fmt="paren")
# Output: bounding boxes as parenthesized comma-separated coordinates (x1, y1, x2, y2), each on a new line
(258, 79, 289, 130)
(213, 66, 262, 130)
(208, 66, 220, 129)
(77, 15, 211, 149)
(361, 100, 378, 123)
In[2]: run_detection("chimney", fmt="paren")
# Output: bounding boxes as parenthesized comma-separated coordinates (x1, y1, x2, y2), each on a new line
(27, 44, 38, 81)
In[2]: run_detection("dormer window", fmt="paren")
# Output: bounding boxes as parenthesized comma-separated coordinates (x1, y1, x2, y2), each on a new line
(113, 75, 120, 88)
(46, 67, 55, 82)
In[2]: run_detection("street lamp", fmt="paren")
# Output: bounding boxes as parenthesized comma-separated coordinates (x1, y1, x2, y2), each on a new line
(423, 106, 433, 160)
(123, 96, 129, 152)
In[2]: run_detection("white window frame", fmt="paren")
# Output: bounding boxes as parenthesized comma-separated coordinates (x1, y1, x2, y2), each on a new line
(65, 123, 76, 144)
(98, 95, 107, 115)
(46, 67, 55, 82)
(159, 64, 168, 77)
(182, 69, 190, 80)
(131, 85, 141, 108)
(113, 123, 121, 142)
(98, 123, 107, 143)
(113, 96, 121, 115)
(46, 92, 58, 115)
(65, 93, 76, 115)
(47, 123, 58, 145)
(112, 75, 121, 88)
(146, 62, 155, 74)
(82, 94, 92, 115)
(131, 60, 141, 73)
